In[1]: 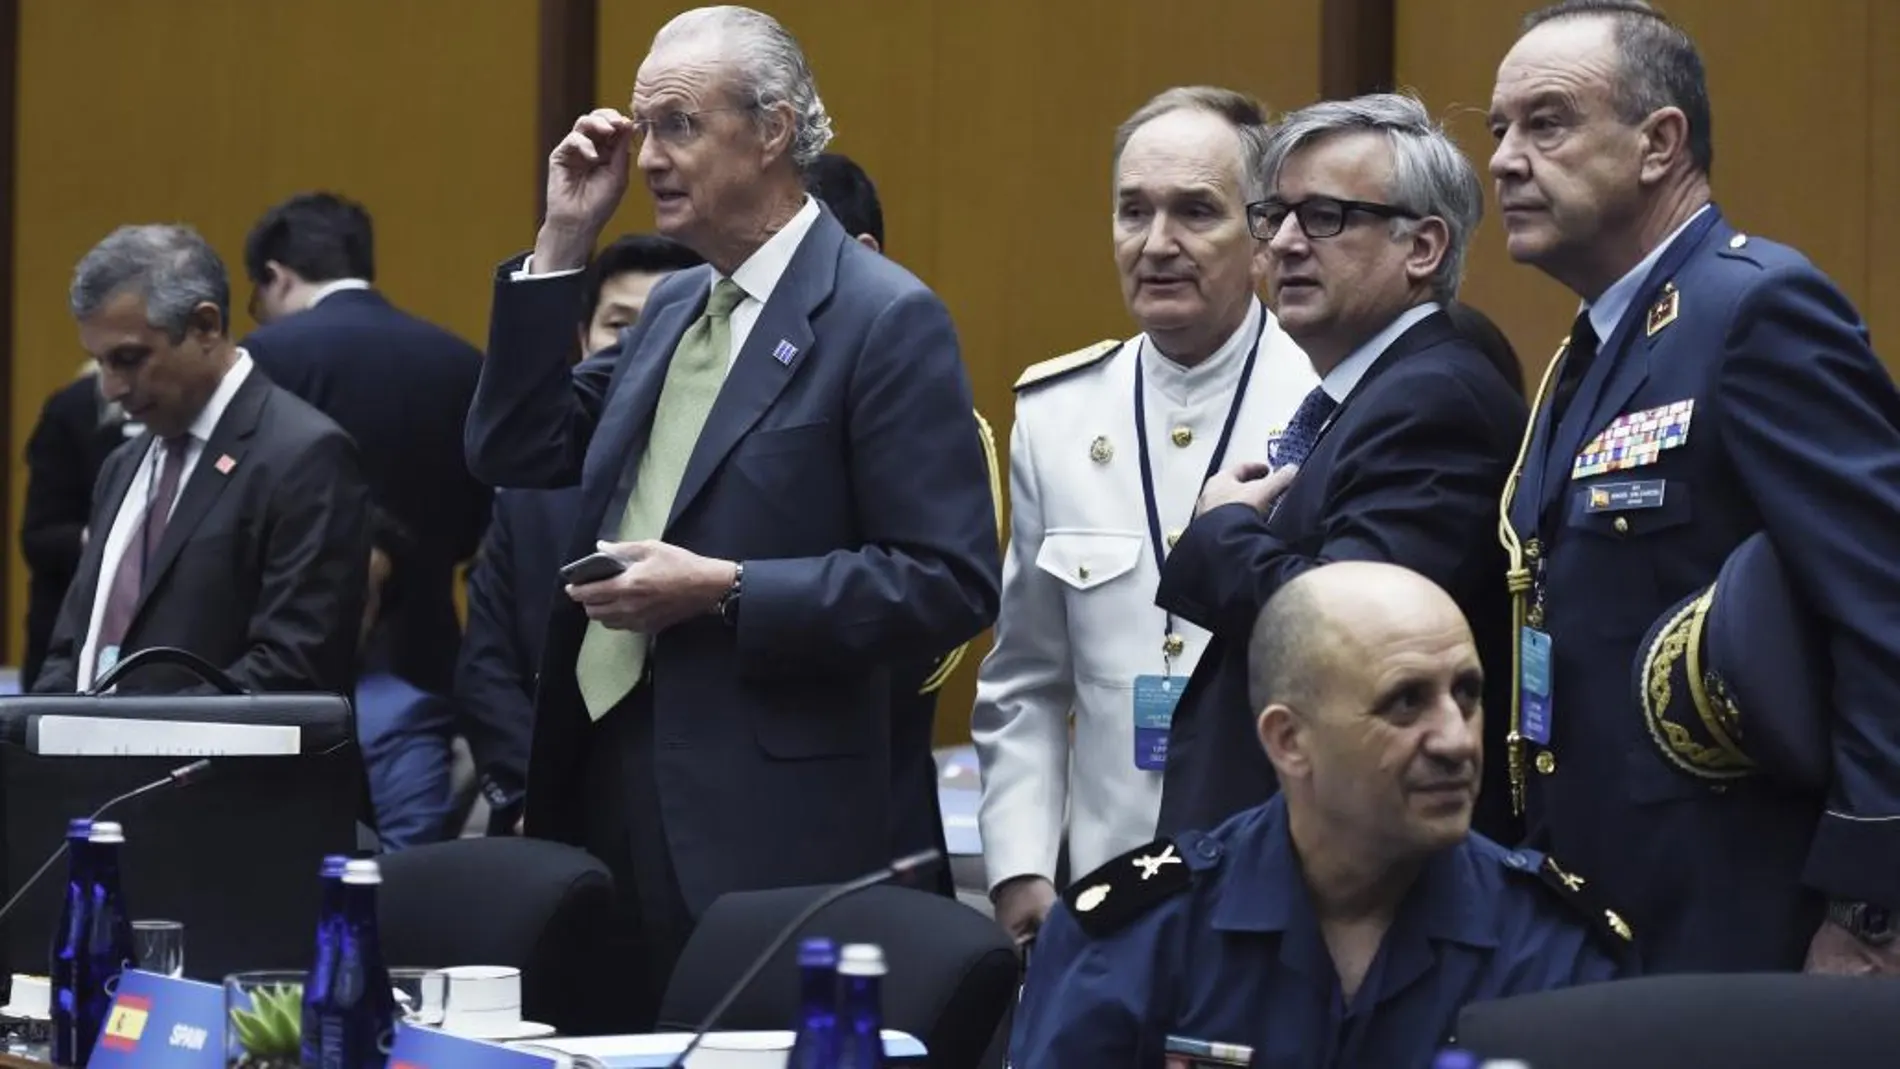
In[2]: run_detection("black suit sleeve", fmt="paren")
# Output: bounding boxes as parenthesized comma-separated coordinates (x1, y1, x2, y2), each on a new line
(228, 431, 372, 693)
(453, 494, 535, 822)
(463, 258, 637, 489)
(1717, 265, 1900, 907)
(21, 386, 98, 577)
(1159, 366, 1520, 637)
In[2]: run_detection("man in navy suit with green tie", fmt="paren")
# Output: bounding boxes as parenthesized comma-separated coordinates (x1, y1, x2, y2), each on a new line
(464, 6, 1000, 1027)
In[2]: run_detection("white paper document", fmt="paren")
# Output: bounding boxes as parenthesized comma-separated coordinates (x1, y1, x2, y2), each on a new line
(33, 715, 301, 756)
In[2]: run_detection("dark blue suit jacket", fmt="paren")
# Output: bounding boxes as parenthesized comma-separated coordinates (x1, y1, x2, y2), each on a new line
(1506, 206, 1900, 972)
(243, 288, 491, 693)
(453, 485, 582, 831)
(1155, 311, 1527, 845)
(465, 207, 1001, 910)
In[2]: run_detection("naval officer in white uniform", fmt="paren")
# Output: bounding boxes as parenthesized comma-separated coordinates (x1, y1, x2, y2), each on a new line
(972, 86, 1316, 945)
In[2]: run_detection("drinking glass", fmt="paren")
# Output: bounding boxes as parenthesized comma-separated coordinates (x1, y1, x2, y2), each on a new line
(132, 919, 185, 978)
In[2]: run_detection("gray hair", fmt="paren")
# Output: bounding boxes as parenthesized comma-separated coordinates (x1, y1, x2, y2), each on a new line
(70, 224, 230, 342)
(1257, 93, 1483, 304)
(1113, 86, 1271, 202)
(654, 6, 834, 169)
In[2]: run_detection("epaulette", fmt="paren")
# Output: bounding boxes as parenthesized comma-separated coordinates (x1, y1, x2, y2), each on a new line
(1060, 837, 1198, 939)
(1524, 853, 1637, 956)
(1012, 340, 1122, 393)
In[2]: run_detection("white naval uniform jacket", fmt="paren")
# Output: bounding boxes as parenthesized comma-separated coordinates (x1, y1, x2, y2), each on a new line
(971, 299, 1315, 891)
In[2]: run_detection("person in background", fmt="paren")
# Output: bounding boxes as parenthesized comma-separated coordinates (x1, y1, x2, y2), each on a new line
(456, 234, 703, 835)
(19, 365, 130, 689)
(1156, 93, 1527, 847)
(578, 233, 705, 357)
(973, 86, 1314, 945)
(1489, 0, 1900, 973)
(35, 224, 369, 696)
(803, 149, 1003, 898)
(356, 506, 459, 849)
(242, 191, 490, 697)
(465, 5, 1000, 1025)
(1012, 562, 1631, 1068)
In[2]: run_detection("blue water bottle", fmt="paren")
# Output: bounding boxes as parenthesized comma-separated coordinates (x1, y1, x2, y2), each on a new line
(313, 859, 397, 1069)
(78, 822, 136, 1063)
(48, 818, 93, 1067)
(301, 855, 350, 1069)
(835, 943, 886, 1069)
(788, 937, 839, 1069)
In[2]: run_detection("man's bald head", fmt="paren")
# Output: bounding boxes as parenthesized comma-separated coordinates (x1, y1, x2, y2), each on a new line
(1249, 561, 1486, 860)
(1248, 562, 1473, 715)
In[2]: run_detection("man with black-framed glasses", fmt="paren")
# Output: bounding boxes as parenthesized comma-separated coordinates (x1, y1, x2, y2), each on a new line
(1154, 93, 1528, 849)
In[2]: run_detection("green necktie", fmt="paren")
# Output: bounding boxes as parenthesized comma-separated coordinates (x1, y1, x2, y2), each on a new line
(576, 277, 747, 719)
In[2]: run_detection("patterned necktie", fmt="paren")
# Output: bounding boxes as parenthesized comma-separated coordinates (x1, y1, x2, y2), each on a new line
(576, 278, 747, 719)
(1548, 311, 1600, 430)
(95, 435, 192, 667)
(1274, 385, 1340, 471)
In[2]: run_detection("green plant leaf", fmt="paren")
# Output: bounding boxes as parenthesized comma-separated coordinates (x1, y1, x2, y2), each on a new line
(255, 987, 301, 1049)
(230, 1009, 271, 1053)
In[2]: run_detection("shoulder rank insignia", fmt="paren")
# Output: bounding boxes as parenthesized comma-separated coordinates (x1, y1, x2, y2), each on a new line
(1061, 837, 1197, 939)
(1534, 855, 1635, 950)
(1013, 339, 1122, 393)
(1645, 281, 1680, 337)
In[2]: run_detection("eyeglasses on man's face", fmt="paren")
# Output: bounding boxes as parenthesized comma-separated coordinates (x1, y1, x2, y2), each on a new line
(630, 106, 757, 148)
(1246, 195, 1422, 241)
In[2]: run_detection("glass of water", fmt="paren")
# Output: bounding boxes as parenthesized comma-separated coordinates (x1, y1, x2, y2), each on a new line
(132, 919, 185, 978)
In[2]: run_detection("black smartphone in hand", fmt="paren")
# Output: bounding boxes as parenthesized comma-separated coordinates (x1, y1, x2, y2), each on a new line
(560, 551, 628, 585)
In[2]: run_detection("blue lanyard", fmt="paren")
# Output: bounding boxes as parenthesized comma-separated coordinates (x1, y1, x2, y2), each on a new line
(1132, 309, 1268, 671)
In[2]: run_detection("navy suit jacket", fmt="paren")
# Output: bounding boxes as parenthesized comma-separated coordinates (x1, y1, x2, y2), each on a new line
(1506, 206, 1900, 971)
(1155, 311, 1527, 845)
(454, 485, 582, 830)
(243, 289, 491, 693)
(465, 207, 1001, 909)
(34, 369, 370, 696)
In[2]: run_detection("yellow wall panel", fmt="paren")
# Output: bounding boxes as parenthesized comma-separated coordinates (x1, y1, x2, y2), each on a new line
(8, 0, 538, 664)
(594, 0, 1322, 745)
(1868, 1, 1900, 352)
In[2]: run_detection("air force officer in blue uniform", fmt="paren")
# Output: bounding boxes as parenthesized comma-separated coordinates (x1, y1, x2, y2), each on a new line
(1013, 562, 1629, 1069)
(1491, 0, 1900, 973)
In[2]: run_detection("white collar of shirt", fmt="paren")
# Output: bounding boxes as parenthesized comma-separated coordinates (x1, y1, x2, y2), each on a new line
(723, 195, 821, 308)
(1137, 297, 1263, 405)
(1584, 204, 1710, 342)
(306, 278, 372, 308)
(188, 350, 255, 443)
(1320, 300, 1442, 403)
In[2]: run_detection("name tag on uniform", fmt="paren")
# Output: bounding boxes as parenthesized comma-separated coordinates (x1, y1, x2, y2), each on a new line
(1133, 675, 1180, 772)
(1585, 479, 1666, 512)
(1519, 627, 1554, 745)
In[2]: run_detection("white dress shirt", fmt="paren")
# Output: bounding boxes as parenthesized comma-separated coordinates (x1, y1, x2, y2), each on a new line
(78, 351, 255, 688)
(305, 277, 371, 306)
(513, 197, 823, 368)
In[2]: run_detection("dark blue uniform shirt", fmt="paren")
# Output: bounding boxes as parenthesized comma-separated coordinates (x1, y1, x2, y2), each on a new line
(1012, 796, 1631, 1069)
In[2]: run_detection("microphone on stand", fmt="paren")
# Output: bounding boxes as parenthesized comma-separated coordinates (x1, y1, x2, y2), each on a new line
(662, 847, 943, 1069)
(0, 758, 214, 926)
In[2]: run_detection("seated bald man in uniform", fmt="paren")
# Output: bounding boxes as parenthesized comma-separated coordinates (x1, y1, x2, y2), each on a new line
(1012, 561, 1634, 1069)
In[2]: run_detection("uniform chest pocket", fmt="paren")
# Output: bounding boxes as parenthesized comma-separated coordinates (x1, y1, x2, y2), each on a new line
(1562, 478, 1695, 636)
(1035, 530, 1143, 592)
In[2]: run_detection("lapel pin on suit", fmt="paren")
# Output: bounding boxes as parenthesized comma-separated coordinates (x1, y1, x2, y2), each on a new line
(771, 339, 799, 365)
(214, 454, 237, 475)
(1646, 281, 1680, 337)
